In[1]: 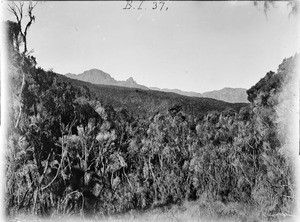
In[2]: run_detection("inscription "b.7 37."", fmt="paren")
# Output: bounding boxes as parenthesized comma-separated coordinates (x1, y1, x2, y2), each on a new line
(123, 1, 169, 11)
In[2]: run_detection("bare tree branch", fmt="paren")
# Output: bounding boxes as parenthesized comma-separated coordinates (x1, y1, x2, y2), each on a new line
(7, 1, 37, 54)
(7, 4, 20, 23)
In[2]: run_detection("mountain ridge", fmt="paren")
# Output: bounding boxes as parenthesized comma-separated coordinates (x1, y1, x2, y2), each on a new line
(201, 87, 248, 103)
(65, 69, 249, 103)
(58, 73, 248, 119)
(65, 69, 148, 90)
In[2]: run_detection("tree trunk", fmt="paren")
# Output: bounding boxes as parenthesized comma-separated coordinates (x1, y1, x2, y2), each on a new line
(15, 69, 26, 128)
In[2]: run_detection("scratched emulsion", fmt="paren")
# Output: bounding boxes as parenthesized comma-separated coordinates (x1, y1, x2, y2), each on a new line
(274, 56, 300, 221)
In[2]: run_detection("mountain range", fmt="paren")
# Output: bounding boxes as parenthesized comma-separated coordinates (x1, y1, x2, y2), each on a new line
(65, 69, 148, 90)
(58, 73, 248, 119)
(65, 69, 249, 103)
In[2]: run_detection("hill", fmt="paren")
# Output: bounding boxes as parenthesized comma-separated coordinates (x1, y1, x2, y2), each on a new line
(201, 87, 248, 103)
(150, 87, 248, 103)
(65, 69, 148, 90)
(65, 69, 248, 103)
(57, 74, 248, 118)
(149, 87, 203, 98)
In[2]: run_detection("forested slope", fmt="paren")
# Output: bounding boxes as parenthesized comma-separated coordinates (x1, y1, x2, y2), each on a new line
(57, 74, 248, 119)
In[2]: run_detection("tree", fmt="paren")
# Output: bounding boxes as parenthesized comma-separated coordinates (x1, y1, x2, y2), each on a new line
(8, 1, 37, 55)
(7, 1, 38, 129)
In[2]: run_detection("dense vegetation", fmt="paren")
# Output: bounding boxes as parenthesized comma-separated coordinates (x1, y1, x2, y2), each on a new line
(5, 18, 298, 221)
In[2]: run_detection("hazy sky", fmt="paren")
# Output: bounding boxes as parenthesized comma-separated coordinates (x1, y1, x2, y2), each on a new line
(3, 1, 300, 92)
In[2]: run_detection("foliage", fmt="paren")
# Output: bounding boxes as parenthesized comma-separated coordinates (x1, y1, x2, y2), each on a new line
(5, 18, 297, 221)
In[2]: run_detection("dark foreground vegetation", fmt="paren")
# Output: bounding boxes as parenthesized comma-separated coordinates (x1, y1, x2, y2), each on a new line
(5, 17, 298, 221)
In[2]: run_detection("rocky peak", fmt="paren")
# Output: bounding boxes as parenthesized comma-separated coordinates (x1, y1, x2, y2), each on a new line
(126, 77, 136, 84)
(65, 69, 148, 90)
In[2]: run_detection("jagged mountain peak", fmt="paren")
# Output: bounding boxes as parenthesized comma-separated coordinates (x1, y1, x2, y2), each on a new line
(82, 69, 113, 79)
(65, 69, 148, 90)
(126, 77, 136, 83)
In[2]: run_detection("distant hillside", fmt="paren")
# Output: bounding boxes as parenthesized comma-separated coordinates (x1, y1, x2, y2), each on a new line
(202, 87, 248, 103)
(66, 69, 148, 90)
(66, 69, 248, 103)
(150, 87, 248, 103)
(57, 74, 248, 118)
(150, 87, 203, 98)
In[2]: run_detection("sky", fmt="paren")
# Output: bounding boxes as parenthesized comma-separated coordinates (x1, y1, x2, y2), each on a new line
(3, 1, 300, 93)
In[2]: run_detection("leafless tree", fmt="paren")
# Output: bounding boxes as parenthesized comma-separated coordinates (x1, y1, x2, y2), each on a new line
(8, 1, 38, 55)
(7, 1, 38, 128)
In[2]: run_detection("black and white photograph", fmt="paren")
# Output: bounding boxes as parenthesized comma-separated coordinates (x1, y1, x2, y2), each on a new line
(1, 0, 299, 221)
